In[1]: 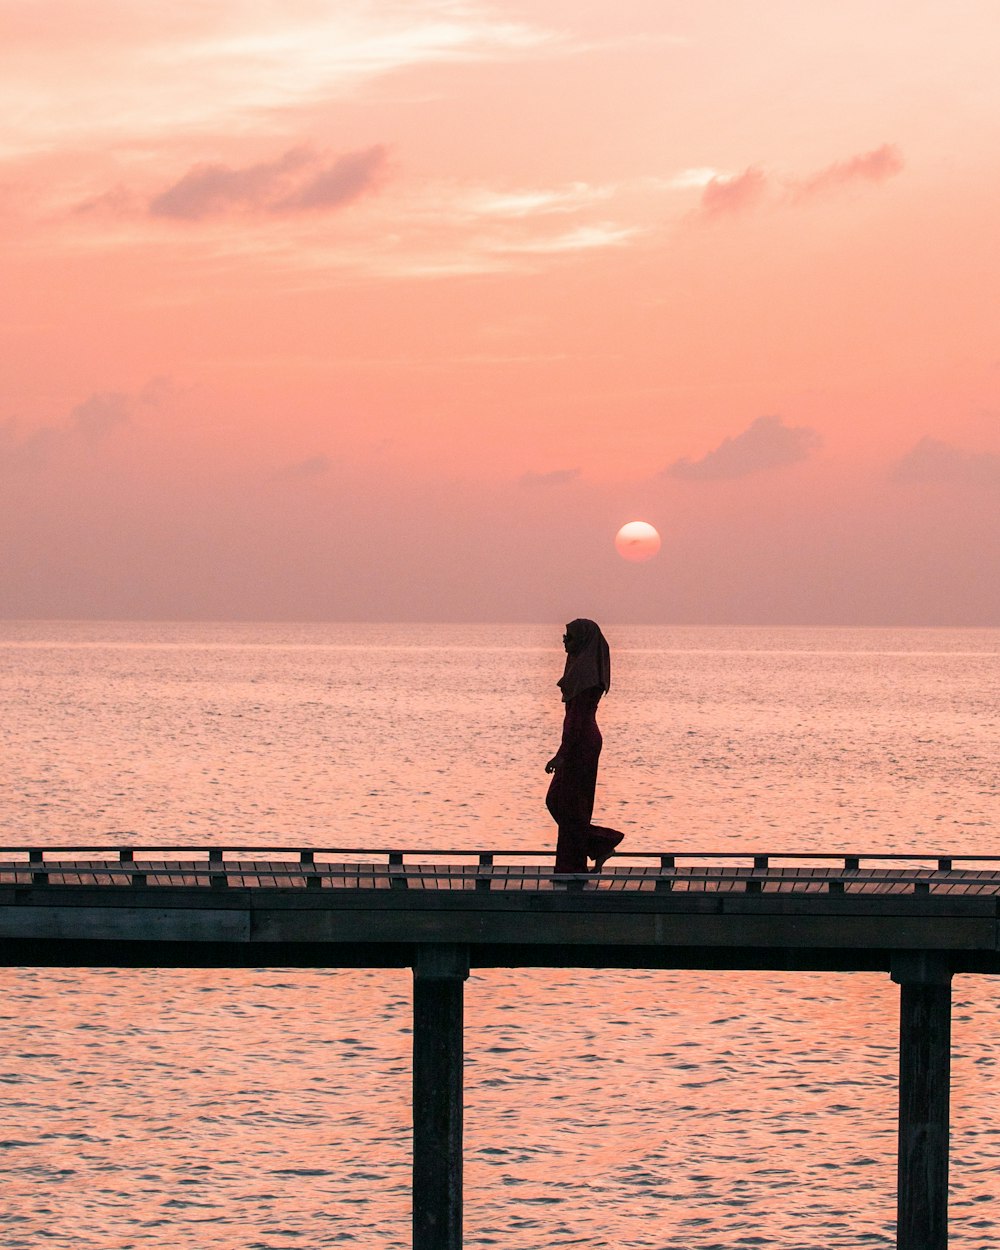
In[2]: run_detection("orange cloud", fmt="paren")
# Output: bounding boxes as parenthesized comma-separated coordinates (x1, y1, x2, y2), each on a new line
(0, 383, 169, 474)
(697, 145, 903, 219)
(1, 395, 126, 472)
(665, 415, 822, 480)
(791, 143, 903, 201)
(698, 167, 768, 217)
(891, 437, 1000, 486)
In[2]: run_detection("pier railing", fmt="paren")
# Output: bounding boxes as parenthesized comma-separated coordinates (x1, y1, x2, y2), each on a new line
(3, 845, 1000, 896)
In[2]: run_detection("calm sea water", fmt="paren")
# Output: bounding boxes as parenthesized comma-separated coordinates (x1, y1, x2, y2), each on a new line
(1, 621, 998, 1248)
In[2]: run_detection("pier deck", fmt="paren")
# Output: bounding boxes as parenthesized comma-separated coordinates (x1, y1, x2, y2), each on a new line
(2, 846, 998, 1249)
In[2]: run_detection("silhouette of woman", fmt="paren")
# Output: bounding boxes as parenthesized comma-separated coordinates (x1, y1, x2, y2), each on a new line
(545, 619, 624, 874)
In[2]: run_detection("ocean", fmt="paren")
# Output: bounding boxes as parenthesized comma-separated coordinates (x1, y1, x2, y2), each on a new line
(1, 621, 998, 1247)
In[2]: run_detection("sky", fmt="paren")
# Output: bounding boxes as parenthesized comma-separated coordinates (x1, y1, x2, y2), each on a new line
(2, 0, 999, 625)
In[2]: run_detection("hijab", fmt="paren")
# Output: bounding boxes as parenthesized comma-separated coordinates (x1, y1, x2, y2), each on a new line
(557, 618, 611, 703)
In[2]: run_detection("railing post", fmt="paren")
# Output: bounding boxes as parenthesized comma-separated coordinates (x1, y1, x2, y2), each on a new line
(412, 943, 469, 1250)
(891, 952, 952, 1250)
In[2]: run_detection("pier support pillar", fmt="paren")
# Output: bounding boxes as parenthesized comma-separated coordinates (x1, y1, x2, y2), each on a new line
(412, 943, 469, 1250)
(892, 953, 952, 1250)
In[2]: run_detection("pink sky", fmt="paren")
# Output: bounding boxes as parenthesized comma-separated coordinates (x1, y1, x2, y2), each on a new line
(2, 0, 999, 624)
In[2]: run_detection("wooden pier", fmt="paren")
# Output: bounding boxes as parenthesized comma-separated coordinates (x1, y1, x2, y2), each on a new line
(3, 845, 1000, 1249)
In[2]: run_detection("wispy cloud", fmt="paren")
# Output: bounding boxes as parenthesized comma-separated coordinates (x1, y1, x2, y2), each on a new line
(891, 437, 1000, 486)
(456, 183, 610, 219)
(491, 223, 641, 255)
(148, 145, 387, 220)
(0, 3, 567, 156)
(337, 195, 642, 278)
(669, 167, 728, 190)
(665, 415, 821, 480)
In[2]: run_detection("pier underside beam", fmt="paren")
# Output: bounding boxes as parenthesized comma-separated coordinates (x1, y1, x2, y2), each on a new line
(412, 943, 469, 1250)
(892, 953, 952, 1250)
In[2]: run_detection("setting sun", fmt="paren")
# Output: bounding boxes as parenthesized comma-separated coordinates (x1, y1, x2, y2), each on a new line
(614, 521, 661, 563)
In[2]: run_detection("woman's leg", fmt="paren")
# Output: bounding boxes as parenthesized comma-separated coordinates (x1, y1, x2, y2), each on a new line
(554, 825, 588, 873)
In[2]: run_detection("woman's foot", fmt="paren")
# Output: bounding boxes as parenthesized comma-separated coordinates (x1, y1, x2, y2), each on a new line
(588, 827, 623, 873)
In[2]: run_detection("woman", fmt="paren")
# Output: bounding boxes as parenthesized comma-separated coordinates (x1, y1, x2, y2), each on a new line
(545, 618, 624, 874)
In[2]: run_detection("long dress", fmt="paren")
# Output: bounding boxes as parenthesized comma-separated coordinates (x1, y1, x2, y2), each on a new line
(546, 684, 622, 873)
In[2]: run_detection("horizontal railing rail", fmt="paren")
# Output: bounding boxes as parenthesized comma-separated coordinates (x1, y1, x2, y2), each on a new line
(2, 846, 1000, 869)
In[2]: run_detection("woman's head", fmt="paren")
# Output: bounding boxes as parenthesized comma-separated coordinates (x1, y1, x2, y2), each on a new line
(562, 619, 597, 655)
(558, 619, 610, 700)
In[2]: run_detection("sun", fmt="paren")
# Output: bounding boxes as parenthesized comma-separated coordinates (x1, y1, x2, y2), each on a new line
(614, 520, 661, 562)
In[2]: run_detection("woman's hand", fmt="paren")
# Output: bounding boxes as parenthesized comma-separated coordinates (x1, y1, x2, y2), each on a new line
(545, 754, 562, 774)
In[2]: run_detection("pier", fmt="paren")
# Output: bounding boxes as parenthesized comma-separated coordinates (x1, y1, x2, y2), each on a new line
(3, 846, 1000, 1249)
